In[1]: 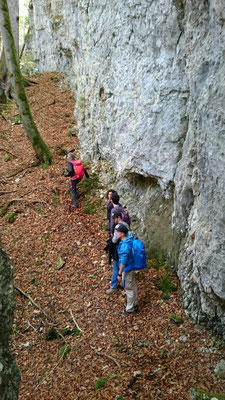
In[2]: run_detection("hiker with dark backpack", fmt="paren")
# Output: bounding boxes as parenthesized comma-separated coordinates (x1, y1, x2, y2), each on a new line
(105, 210, 133, 294)
(116, 224, 147, 317)
(110, 192, 130, 235)
(66, 152, 89, 208)
(106, 189, 121, 235)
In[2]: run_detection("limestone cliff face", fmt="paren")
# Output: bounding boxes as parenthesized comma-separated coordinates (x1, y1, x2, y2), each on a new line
(28, 0, 225, 336)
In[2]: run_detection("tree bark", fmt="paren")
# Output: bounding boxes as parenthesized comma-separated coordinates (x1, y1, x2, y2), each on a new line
(0, 246, 20, 399)
(0, 0, 19, 98)
(0, 0, 53, 168)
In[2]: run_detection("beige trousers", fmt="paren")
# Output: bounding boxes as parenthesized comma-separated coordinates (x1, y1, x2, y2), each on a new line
(123, 270, 138, 312)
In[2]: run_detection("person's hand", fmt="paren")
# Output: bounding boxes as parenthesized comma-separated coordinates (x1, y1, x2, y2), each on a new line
(117, 275, 122, 282)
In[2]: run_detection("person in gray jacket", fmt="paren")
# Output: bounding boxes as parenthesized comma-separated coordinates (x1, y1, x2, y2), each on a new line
(112, 210, 131, 243)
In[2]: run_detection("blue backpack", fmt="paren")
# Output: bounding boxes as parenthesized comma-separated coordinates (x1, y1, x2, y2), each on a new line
(132, 239, 147, 270)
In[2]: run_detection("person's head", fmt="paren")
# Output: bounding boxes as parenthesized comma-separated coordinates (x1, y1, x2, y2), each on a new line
(106, 189, 116, 201)
(68, 152, 75, 161)
(111, 210, 122, 225)
(111, 192, 120, 205)
(116, 223, 128, 241)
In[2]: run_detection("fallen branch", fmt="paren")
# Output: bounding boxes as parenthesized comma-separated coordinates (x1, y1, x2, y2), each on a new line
(90, 345, 120, 368)
(69, 308, 84, 334)
(0, 147, 18, 157)
(15, 286, 52, 322)
(7, 162, 39, 178)
(34, 100, 56, 112)
(15, 286, 67, 345)
(0, 198, 47, 217)
(0, 200, 13, 217)
(0, 190, 18, 195)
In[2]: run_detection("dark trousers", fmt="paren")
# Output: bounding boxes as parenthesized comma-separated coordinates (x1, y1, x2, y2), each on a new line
(70, 178, 81, 206)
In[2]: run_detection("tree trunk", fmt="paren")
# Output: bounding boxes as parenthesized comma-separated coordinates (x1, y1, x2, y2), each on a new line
(0, 246, 20, 399)
(0, 0, 53, 168)
(0, 0, 19, 98)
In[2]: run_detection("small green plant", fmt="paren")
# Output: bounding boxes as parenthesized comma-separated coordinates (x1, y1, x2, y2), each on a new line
(40, 369, 46, 376)
(99, 222, 108, 231)
(7, 212, 16, 223)
(94, 377, 106, 390)
(137, 273, 145, 281)
(4, 155, 11, 162)
(60, 345, 70, 357)
(61, 328, 80, 337)
(84, 198, 96, 215)
(50, 75, 60, 82)
(170, 314, 184, 324)
(90, 275, 97, 280)
(45, 327, 58, 341)
(53, 189, 59, 207)
(157, 273, 177, 300)
(81, 174, 99, 196)
(0, 134, 8, 141)
(35, 206, 43, 214)
(31, 277, 37, 286)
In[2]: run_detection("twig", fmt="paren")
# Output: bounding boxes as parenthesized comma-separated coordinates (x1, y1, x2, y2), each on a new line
(15, 286, 52, 322)
(0, 147, 18, 157)
(69, 308, 84, 334)
(34, 100, 56, 112)
(15, 286, 67, 344)
(90, 345, 120, 368)
(11, 198, 47, 204)
(7, 162, 39, 178)
(35, 347, 68, 391)
(0, 190, 18, 195)
(0, 198, 47, 217)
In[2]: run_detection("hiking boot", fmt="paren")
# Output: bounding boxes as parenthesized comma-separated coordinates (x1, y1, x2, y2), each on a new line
(106, 287, 118, 294)
(123, 304, 139, 312)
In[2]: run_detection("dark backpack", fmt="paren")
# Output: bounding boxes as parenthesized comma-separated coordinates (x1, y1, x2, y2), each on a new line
(132, 239, 147, 270)
(121, 209, 131, 226)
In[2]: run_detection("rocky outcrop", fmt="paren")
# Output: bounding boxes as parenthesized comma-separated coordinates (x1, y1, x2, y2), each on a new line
(28, 1, 225, 337)
(0, 246, 20, 399)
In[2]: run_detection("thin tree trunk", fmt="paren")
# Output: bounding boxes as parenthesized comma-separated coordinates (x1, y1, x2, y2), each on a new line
(0, 0, 19, 98)
(0, 0, 53, 168)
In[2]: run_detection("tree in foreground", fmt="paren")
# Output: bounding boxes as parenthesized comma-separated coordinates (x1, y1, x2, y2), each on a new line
(0, 246, 20, 399)
(0, 0, 53, 168)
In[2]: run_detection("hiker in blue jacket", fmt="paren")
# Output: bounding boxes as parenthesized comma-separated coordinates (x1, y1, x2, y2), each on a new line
(116, 224, 138, 317)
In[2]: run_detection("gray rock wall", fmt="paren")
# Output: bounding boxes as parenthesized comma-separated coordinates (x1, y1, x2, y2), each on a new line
(28, 0, 225, 336)
(0, 247, 20, 399)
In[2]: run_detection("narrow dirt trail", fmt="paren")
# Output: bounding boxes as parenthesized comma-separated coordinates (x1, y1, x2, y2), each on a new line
(0, 73, 224, 400)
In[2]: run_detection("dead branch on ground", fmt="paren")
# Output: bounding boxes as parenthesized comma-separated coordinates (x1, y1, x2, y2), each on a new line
(7, 161, 40, 178)
(15, 286, 52, 321)
(0, 198, 47, 217)
(0, 148, 18, 157)
(69, 308, 84, 334)
(90, 345, 121, 368)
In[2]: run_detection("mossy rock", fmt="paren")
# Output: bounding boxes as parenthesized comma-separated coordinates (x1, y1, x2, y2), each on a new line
(190, 387, 225, 400)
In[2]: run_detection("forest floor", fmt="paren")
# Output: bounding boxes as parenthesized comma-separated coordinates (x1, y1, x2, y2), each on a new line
(0, 73, 225, 400)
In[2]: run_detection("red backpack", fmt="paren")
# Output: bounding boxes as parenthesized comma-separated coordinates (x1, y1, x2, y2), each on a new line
(70, 160, 85, 180)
